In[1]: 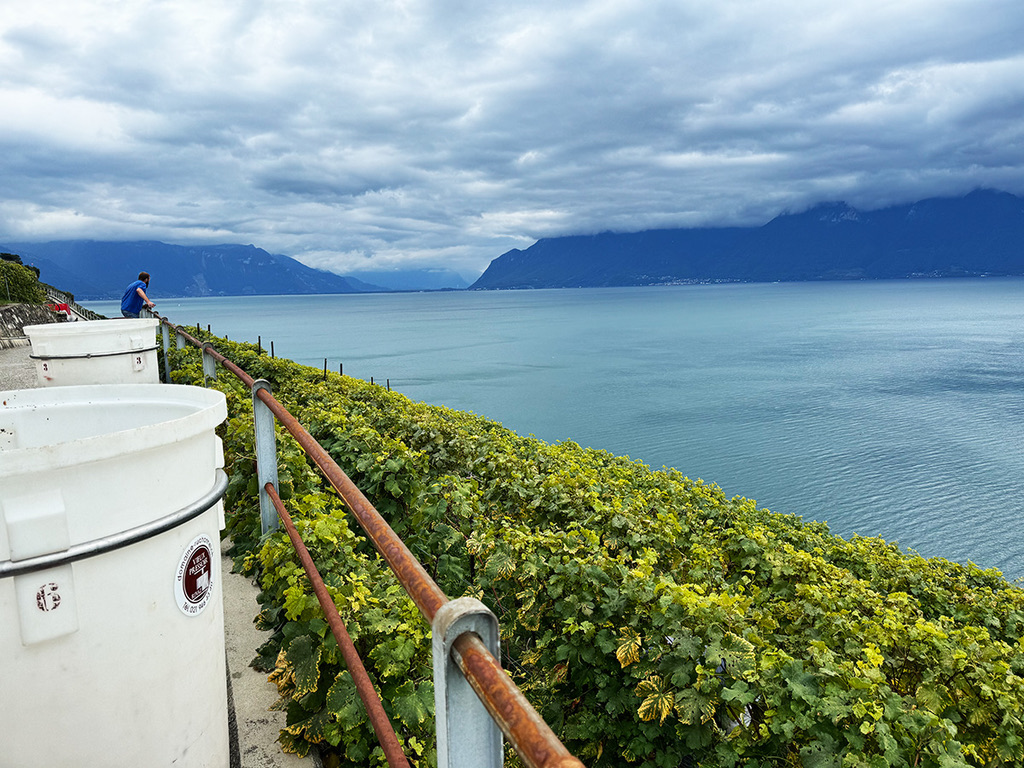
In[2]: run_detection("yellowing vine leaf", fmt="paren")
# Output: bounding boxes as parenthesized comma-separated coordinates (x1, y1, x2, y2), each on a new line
(636, 675, 674, 724)
(616, 629, 642, 668)
(268, 649, 294, 695)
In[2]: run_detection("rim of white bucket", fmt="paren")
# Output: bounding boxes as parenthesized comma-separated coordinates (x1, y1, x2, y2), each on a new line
(0, 384, 227, 478)
(23, 318, 159, 338)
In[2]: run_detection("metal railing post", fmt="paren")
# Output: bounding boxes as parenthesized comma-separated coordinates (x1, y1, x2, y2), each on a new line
(201, 342, 218, 383)
(252, 379, 280, 534)
(176, 331, 187, 350)
(432, 597, 503, 768)
(160, 322, 172, 383)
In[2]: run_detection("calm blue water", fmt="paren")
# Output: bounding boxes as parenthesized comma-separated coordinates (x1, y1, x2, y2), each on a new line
(87, 279, 1024, 580)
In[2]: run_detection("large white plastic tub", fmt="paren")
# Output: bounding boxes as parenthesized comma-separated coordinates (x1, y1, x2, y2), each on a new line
(24, 318, 160, 386)
(0, 384, 229, 767)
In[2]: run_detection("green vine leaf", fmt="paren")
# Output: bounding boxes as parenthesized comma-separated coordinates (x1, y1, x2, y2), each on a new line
(674, 687, 717, 726)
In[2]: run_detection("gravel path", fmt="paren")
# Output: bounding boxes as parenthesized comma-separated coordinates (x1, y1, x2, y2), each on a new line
(0, 345, 37, 390)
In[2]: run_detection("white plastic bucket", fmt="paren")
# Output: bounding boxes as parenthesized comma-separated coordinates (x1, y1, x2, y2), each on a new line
(0, 384, 229, 767)
(24, 318, 161, 386)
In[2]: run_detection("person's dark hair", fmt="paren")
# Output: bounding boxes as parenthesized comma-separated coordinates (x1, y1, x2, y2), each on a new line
(138, 271, 150, 282)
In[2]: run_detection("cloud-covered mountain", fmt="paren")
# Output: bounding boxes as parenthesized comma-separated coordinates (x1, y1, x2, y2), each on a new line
(0, 241, 378, 300)
(471, 190, 1024, 289)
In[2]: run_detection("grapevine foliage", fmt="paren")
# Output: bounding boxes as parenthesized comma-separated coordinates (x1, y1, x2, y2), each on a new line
(170, 336, 1024, 768)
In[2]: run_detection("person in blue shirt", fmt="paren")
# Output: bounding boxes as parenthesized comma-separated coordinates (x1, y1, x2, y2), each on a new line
(121, 271, 155, 317)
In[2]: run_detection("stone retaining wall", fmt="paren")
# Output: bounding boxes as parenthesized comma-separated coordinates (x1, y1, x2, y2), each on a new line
(0, 303, 61, 349)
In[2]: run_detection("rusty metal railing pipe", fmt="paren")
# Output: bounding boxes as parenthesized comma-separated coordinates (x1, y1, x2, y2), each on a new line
(453, 632, 584, 768)
(255, 380, 585, 768)
(158, 315, 586, 768)
(161, 322, 446, 619)
(256, 385, 449, 623)
(265, 483, 411, 768)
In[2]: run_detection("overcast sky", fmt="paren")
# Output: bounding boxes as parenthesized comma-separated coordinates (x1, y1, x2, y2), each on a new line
(2, 1, 1022, 278)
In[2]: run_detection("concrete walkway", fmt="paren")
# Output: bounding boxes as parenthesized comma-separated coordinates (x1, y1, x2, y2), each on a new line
(0, 344, 36, 389)
(222, 541, 316, 768)
(0, 344, 314, 768)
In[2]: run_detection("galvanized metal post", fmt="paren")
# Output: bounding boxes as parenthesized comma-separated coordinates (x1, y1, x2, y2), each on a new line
(160, 323, 172, 383)
(432, 597, 503, 768)
(201, 342, 217, 383)
(176, 331, 187, 350)
(252, 379, 280, 534)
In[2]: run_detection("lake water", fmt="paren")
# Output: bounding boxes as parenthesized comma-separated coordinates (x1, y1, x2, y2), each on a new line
(87, 279, 1024, 580)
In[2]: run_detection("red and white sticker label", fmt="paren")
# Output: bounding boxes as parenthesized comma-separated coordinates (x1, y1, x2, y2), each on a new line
(175, 534, 214, 616)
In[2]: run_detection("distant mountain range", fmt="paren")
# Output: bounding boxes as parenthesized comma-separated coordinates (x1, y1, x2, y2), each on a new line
(0, 240, 473, 299)
(7, 190, 1022, 299)
(0, 241, 371, 300)
(471, 189, 1024, 289)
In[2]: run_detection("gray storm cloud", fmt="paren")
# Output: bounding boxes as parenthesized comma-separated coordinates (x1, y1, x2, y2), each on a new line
(1, 0, 1022, 277)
